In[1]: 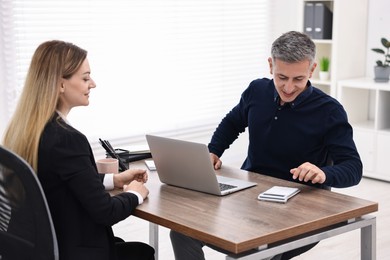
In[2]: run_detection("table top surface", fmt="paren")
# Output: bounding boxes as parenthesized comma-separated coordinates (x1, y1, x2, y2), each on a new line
(111, 161, 378, 254)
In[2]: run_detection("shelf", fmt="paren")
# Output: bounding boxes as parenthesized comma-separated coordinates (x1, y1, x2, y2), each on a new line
(313, 39, 333, 44)
(311, 79, 331, 86)
(298, 1, 390, 181)
(378, 128, 390, 134)
(363, 173, 390, 182)
(338, 77, 390, 181)
(338, 77, 390, 91)
(299, 0, 369, 99)
(378, 90, 390, 130)
(339, 86, 375, 127)
(353, 120, 375, 131)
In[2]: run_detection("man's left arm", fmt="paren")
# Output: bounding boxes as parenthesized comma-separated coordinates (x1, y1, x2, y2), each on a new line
(322, 107, 362, 188)
(291, 106, 363, 188)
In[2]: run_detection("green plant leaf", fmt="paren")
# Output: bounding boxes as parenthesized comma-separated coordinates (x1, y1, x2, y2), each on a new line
(319, 57, 330, 71)
(381, 38, 390, 48)
(371, 38, 390, 67)
(372, 48, 385, 54)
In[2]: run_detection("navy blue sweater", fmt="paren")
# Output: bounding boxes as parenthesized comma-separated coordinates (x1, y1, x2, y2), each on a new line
(208, 78, 362, 188)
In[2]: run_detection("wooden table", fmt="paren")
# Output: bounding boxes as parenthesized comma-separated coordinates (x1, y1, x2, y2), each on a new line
(111, 162, 378, 260)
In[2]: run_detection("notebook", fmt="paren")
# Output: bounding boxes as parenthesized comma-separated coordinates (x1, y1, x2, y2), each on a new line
(258, 186, 300, 203)
(145, 134, 257, 196)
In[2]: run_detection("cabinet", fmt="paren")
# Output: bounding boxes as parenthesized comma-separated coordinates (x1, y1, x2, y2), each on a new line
(297, 0, 369, 97)
(338, 78, 390, 181)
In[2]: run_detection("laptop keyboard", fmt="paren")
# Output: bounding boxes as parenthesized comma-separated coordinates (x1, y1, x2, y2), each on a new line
(219, 183, 237, 191)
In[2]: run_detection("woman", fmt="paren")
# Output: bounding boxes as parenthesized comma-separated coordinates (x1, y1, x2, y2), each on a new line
(2, 40, 155, 260)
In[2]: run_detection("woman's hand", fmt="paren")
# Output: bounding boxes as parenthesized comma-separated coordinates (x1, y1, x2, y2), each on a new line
(113, 168, 148, 188)
(124, 180, 150, 200)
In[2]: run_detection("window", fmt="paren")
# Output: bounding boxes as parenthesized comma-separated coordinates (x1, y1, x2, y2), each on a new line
(0, 0, 271, 142)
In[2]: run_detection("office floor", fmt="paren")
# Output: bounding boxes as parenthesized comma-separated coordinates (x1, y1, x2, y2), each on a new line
(113, 175, 387, 260)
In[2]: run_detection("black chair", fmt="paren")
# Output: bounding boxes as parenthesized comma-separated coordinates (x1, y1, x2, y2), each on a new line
(0, 145, 59, 260)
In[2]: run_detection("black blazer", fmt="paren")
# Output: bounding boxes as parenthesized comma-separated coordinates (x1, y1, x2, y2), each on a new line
(38, 114, 139, 260)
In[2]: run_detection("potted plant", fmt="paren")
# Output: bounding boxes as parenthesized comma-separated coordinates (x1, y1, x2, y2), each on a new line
(319, 57, 330, 81)
(371, 37, 390, 82)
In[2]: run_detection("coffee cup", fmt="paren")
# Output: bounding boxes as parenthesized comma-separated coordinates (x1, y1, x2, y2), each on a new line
(96, 158, 119, 174)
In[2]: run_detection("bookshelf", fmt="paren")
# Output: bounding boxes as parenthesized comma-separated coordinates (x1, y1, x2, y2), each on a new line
(297, 1, 390, 181)
(338, 78, 390, 181)
(297, 0, 369, 97)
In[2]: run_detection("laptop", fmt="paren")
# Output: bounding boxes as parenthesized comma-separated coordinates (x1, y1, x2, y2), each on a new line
(146, 134, 257, 196)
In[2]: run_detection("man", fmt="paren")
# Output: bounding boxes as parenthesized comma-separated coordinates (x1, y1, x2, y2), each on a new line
(170, 31, 362, 260)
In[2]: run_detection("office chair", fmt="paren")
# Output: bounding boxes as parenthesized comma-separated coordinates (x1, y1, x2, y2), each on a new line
(0, 145, 59, 260)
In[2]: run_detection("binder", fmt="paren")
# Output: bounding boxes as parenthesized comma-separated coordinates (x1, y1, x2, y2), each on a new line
(313, 2, 333, 39)
(303, 2, 315, 38)
(105, 148, 152, 163)
(120, 153, 152, 163)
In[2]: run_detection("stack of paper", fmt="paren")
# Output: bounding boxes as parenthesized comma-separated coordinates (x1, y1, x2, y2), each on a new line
(258, 186, 300, 203)
(124, 144, 151, 154)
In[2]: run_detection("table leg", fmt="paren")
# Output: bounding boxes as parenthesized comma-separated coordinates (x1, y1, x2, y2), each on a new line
(361, 217, 376, 260)
(149, 222, 159, 260)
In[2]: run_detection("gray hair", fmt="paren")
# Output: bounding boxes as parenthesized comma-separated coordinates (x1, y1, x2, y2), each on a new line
(271, 31, 316, 65)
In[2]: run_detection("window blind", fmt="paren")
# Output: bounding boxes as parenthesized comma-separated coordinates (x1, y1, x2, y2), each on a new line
(0, 0, 271, 142)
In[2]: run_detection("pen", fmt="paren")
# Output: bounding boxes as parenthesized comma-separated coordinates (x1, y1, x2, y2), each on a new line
(104, 139, 128, 172)
(104, 139, 115, 153)
(99, 138, 128, 171)
(100, 139, 128, 171)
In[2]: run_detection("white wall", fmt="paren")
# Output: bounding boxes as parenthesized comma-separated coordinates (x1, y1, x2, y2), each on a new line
(266, 0, 301, 58)
(0, 0, 388, 141)
(366, 0, 390, 78)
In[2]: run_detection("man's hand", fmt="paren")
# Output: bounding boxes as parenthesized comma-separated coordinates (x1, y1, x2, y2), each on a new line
(210, 153, 222, 170)
(290, 162, 326, 184)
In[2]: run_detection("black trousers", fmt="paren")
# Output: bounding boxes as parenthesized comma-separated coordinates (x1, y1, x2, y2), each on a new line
(115, 237, 155, 260)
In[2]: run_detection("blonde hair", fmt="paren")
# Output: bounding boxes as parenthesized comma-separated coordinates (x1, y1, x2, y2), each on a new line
(2, 40, 87, 172)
